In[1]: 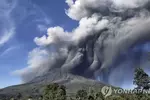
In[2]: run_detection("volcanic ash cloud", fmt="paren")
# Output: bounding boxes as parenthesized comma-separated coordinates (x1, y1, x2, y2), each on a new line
(15, 0, 150, 87)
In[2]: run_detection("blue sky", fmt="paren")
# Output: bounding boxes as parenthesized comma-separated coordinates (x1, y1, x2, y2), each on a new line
(0, 0, 78, 88)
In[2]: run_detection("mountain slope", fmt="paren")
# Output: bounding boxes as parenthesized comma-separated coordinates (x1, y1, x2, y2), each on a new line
(0, 69, 109, 99)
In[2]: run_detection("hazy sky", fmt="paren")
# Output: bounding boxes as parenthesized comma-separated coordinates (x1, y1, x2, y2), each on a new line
(0, 0, 78, 88)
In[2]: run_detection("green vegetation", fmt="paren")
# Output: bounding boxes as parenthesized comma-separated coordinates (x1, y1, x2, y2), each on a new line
(133, 68, 150, 89)
(43, 83, 66, 100)
(4, 68, 150, 100)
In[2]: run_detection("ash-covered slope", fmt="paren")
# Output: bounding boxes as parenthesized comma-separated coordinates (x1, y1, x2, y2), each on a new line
(0, 69, 108, 99)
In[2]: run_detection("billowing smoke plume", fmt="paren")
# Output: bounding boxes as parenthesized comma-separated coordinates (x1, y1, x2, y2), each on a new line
(15, 0, 150, 88)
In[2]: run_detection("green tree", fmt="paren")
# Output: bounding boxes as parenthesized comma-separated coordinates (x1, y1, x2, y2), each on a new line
(14, 93, 22, 100)
(76, 89, 88, 100)
(88, 95, 94, 100)
(106, 95, 125, 100)
(95, 92, 104, 100)
(133, 68, 150, 89)
(87, 88, 95, 100)
(43, 83, 66, 100)
(68, 97, 75, 100)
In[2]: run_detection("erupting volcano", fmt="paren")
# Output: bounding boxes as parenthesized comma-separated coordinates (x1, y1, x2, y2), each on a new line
(13, 0, 150, 88)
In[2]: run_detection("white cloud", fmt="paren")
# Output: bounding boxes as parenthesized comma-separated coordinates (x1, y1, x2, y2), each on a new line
(34, 26, 71, 46)
(72, 15, 109, 41)
(65, 0, 74, 6)
(35, 15, 108, 46)
(13, 48, 52, 81)
(65, 0, 150, 20)
(0, 46, 19, 57)
(0, 0, 17, 46)
(112, 0, 149, 8)
(0, 27, 15, 46)
(37, 24, 47, 33)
